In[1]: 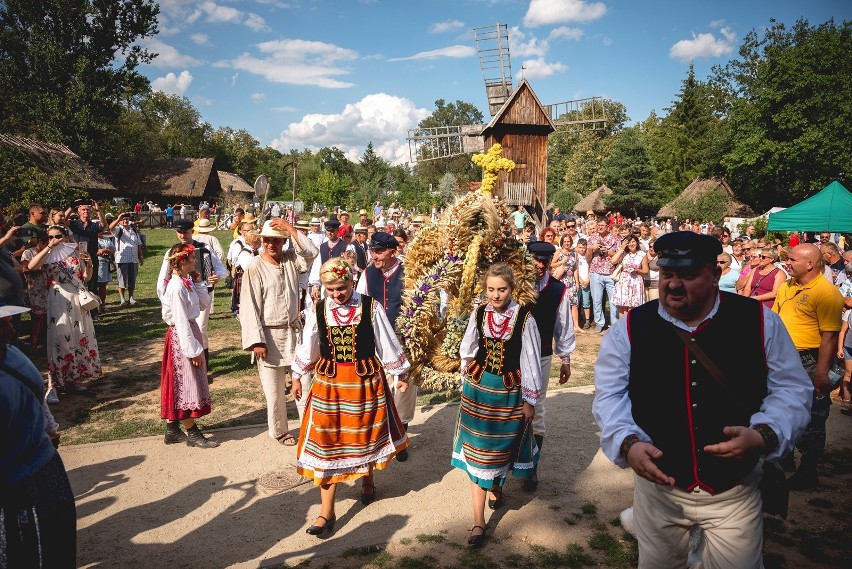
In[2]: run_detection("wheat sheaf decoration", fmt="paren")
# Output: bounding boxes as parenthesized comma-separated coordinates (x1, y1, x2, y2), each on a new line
(399, 144, 536, 390)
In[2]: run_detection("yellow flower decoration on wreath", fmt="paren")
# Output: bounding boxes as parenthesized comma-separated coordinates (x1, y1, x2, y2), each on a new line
(471, 143, 515, 196)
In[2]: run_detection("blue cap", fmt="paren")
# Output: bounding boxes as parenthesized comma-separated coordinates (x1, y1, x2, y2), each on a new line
(368, 232, 399, 250)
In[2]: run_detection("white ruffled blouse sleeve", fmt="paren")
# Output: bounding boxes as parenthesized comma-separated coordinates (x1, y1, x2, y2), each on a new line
(292, 302, 321, 378)
(370, 297, 410, 377)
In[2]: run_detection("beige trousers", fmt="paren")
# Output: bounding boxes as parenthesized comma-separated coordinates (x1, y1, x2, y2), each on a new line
(258, 363, 291, 439)
(391, 376, 417, 425)
(632, 468, 763, 569)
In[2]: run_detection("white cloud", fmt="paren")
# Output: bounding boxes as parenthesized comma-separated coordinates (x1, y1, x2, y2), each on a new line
(216, 39, 358, 88)
(388, 45, 475, 62)
(509, 27, 548, 58)
(270, 93, 430, 165)
(250, 92, 267, 103)
(151, 70, 193, 95)
(271, 106, 298, 113)
(669, 27, 737, 62)
(190, 33, 211, 46)
(231, 73, 238, 86)
(196, 1, 269, 31)
(520, 58, 567, 80)
(549, 26, 584, 41)
(430, 19, 465, 34)
(145, 39, 200, 68)
(524, 0, 607, 27)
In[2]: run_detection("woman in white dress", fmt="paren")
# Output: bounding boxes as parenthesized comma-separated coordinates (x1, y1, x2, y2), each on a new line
(27, 225, 101, 395)
(611, 234, 649, 316)
(159, 243, 219, 448)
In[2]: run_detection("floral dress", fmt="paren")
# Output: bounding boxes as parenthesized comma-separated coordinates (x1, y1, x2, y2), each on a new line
(44, 255, 102, 386)
(21, 247, 48, 315)
(555, 250, 579, 306)
(612, 251, 647, 308)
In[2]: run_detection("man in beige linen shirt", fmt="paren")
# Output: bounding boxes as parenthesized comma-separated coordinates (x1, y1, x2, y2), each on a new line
(240, 219, 317, 445)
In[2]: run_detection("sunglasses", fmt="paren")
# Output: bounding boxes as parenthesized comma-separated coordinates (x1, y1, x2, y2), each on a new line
(48, 234, 64, 239)
(759, 255, 773, 259)
(717, 261, 728, 265)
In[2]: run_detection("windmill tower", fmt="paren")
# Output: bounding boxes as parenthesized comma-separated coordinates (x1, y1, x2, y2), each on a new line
(408, 23, 607, 226)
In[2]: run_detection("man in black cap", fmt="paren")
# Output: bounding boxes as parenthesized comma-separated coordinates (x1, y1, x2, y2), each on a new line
(308, 215, 349, 302)
(525, 241, 576, 490)
(592, 231, 812, 567)
(356, 232, 413, 461)
(157, 219, 228, 378)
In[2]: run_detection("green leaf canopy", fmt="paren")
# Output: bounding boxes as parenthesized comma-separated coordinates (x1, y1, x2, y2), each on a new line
(767, 181, 852, 232)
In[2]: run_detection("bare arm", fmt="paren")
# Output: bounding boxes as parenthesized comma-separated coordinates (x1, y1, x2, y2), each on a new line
(814, 330, 840, 393)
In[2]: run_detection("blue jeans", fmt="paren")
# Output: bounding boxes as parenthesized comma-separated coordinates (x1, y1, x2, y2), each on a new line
(590, 272, 617, 327)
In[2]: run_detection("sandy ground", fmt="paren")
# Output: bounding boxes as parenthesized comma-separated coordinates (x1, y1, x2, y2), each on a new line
(63, 384, 638, 568)
(61, 383, 852, 569)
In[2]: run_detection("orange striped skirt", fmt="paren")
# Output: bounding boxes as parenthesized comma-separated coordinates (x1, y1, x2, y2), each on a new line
(296, 363, 408, 485)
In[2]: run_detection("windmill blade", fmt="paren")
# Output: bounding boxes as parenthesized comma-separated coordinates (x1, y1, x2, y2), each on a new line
(547, 96, 608, 130)
(407, 125, 484, 163)
(473, 23, 513, 116)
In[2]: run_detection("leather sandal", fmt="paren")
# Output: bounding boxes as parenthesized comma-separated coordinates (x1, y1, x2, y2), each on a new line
(360, 482, 377, 505)
(468, 525, 486, 548)
(276, 433, 297, 446)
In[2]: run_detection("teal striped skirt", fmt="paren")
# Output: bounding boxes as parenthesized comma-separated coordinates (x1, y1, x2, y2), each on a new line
(450, 370, 538, 488)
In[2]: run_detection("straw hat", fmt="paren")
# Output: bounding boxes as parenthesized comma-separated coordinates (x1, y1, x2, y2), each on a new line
(195, 218, 214, 233)
(0, 302, 30, 319)
(241, 212, 258, 224)
(258, 220, 288, 238)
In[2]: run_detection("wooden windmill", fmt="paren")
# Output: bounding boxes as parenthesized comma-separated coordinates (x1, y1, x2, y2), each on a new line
(408, 23, 606, 225)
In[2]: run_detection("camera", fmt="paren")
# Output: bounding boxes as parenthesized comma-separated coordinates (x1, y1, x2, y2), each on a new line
(72, 198, 93, 208)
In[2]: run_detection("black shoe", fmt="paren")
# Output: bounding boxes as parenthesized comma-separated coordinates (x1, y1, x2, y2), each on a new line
(396, 449, 409, 462)
(186, 425, 220, 449)
(305, 515, 336, 536)
(360, 483, 376, 505)
(164, 422, 187, 445)
(488, 490, 504, 510)
(468, 525, 486, 548)
(523, 471, 539, 492)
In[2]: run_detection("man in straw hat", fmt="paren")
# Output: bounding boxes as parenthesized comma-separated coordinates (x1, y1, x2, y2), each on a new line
(240, 218, 318, 444)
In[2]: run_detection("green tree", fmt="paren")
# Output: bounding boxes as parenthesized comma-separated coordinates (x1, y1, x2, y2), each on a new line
(669, 187, 730, 223)
(714, 18, 852, 209)
(0, 146, 81, 214)
(561, 132, 612, 198)
(601, 128, 659, 217)
(435, 172, 458, 205)
(206, 127, 261, 181)
(0, 0, 159, 160)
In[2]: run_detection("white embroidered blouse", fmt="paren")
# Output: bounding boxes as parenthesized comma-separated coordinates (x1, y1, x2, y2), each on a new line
(459, 300, 543, 405)
(161, 276, 211, 359)
(292, 291, 410, 379)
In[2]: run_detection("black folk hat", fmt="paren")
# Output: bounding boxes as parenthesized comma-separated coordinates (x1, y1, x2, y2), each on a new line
(654, 231, 722, 269)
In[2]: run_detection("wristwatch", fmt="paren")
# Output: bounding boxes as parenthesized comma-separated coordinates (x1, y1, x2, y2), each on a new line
(620, 434, 641, 460)
(752, 423, 779, 454)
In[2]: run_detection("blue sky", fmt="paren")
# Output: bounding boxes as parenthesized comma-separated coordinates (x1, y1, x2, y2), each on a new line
(144, 0, 848, 165)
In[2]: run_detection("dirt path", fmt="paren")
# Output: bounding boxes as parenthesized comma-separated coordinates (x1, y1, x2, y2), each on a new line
(62, 384, 852, 568)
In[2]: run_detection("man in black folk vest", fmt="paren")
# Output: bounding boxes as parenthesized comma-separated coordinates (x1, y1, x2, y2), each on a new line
(592, 232, 812, 568)
(526, 241, 575, 490)
(356, 232, 413, 461)
(309, 215, 347, 303)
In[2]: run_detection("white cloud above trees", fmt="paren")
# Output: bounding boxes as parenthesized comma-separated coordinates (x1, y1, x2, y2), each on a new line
(270, 93, 429, 164)
(151, 70, 193, 95)
(430, 19, 465, 34)
(669, 27, 737, 62)
(145, 39, 200, 68)
(388, 45, 475, 62)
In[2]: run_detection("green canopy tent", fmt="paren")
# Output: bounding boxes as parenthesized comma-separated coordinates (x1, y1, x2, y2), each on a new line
(767, 181, 852, 232)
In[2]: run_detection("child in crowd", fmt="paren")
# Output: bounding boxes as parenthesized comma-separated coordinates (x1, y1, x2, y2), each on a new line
(575, 239, 592, 328)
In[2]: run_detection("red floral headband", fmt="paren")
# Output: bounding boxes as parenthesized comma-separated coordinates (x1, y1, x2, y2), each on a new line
(168, 244, 195, 261)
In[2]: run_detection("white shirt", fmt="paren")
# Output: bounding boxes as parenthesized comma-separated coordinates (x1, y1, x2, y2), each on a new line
(592, 294, 813, 468)
(161, 276, 211, 358)
(535, 273, 576, 361)
(156, 242, 228, 299)
(459, 300, 543, 405)
(113, 225, 140, 263)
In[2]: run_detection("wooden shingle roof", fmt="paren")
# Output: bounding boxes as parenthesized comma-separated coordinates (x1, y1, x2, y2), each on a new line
(657, 178, 753, 218)
(103, 157, 220, 198)
(573, 184, 612, 213)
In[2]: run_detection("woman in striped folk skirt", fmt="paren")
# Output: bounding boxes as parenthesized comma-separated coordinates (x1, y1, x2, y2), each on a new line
(451, 263, 543, 547)
(292, 258, 410, 536)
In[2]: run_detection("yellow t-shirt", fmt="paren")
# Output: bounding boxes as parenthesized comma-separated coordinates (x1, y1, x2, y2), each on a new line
(773, 273, 843, 349)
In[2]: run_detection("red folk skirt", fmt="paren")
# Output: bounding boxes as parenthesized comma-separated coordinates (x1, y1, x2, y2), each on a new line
(160, 324, 212, 421)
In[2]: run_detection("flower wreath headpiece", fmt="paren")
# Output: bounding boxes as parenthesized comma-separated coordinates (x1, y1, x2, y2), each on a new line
(325, 260, 351, 282)
(168, 244, 195, 261)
